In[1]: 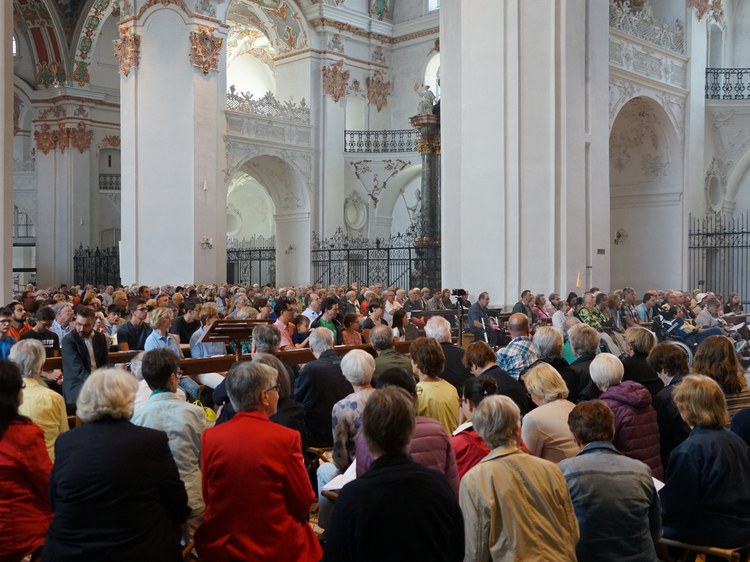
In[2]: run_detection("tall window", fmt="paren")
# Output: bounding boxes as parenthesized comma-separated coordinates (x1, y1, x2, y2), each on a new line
(13, 206, 35, 239)
(11, 35, 17, 57)
(428, 0, 440, 11)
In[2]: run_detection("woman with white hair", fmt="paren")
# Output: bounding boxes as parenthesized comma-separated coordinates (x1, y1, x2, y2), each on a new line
(317, 349, 376, 531)
(11, 338, 68, 460)
(43, 368, 190, 561)
(589, 353, 663, 479)
(460, 395, 579, 561)
(521, 362, 578, 462)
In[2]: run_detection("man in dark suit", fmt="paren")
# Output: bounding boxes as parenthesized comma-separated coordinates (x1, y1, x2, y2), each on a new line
(61, 306, 108, 408)
(293, 327, 353, 447)
(425, 315, 470, 393)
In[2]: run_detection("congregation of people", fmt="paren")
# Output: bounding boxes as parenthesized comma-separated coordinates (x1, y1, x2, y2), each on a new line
(2, 280, 750, 561)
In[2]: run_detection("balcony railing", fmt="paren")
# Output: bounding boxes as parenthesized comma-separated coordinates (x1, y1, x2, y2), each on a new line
(344, 130, 419, 153)
(99, 174, 121, 191)
(706, 68, 750, 100)
(226, 90, 310, 124)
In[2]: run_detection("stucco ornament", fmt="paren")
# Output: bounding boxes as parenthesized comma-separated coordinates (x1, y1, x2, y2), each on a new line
(322, 60, 349, 102)
(113, 27, 141, 77)
(367, 70, 391, 112)
(33, 125, 57, 155)
(687, 0, 724, 23)
(190, 25, 224, 75)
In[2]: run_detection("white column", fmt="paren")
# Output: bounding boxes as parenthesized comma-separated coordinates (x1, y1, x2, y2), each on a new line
(1, 1, 13, 298)
(441, 0, 609, 304)
(35, 146, 91, 285)
(119, 4, 227, 286)
(275, 211, 312, 286)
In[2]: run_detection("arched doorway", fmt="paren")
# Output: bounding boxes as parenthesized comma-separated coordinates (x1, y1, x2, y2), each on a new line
(610, 96, 683, 290)
(227, 155, 311, 286)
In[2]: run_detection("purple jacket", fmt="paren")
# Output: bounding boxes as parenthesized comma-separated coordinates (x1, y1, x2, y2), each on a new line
(356, 416, 459, 495)
(601, 380, 663, 480)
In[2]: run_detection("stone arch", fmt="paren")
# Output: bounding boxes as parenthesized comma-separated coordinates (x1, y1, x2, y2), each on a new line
(373, 163, 422, 237)
(13, 0, 69, 86)
(229, 153, 311, 284)
(70, 0, 119, 86)
(609, 95, 684, 290)
(225, 0, 310, 56)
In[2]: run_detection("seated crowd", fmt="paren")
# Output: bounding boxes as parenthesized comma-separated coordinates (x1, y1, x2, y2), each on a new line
(1, 281, 750, 561)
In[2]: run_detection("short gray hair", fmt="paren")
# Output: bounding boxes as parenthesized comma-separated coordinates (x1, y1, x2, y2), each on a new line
(369, 324, 393, 351)
(53, 302, 73, 315)
(341, 349, 375, 386)
(77, 368, 138, 423)
(226, 361, 277, 412)
(252, 324, 281, 353)
(533, 326, 563, 359)
(424, 316, 451, 342)
(9, 339, 46, 378)
(309, 327, 334, 354)
(473, 395, 521, 449)
(568, 323, 600, 356)
(589, 353, 624, 391)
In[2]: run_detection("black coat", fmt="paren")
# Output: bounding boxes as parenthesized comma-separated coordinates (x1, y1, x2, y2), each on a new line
(481, 365, 532, 415)
(293, 349, 353, 447)
(43, 418, 189, 562)
(622, 353, 664, 396)
(323, 454, 464, 562)
(653, 374, 690, 468)
(440, 342, 471, 394)
(60, 330, 109, 405)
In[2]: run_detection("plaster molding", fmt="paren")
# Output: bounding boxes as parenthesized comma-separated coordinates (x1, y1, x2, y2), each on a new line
(189, 25, 223, 75)
(704, 157, 728, 213)
(610, 190, 682, 209)
(344, 190, 368, 234)
(322, 59, 349, 102)
(609, 33, 688, 91)
(114, 27, 141, 77)
(366, 70, 391, 112)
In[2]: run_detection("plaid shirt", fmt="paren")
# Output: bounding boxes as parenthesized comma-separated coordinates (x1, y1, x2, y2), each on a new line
(496, 336, 538, 380)
(620, 302, 640, 326)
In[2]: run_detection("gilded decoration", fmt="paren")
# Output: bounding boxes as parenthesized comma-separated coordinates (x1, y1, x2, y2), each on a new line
(322, 60, 349, 103)
(687, 0, 724, 23)
(114, 27, 141, 77)
(33, 122, 93, 154)
(367, 70, 391, 112)
(73, 0, 112, 86)
(189, 25, 223, 75)
(102, 135, 121, 148)
(36, 61, 66, 87)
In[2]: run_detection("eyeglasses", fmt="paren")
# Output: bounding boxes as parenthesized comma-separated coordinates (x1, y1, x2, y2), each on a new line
(136, 307, 148, 312)
(266, 383, 280, 393)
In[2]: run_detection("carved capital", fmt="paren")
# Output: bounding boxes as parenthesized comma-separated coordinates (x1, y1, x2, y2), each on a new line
(114, 27, 141, 77)
(34, 122, 93, 154)
(189, 25, 223, 75)
(33, 124, 58, 155)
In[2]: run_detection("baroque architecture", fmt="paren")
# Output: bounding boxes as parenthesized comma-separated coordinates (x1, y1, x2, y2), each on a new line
(4, 0, 749, 302)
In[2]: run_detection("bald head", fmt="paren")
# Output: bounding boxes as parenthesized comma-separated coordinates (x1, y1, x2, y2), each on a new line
(508, 313, 530, 337)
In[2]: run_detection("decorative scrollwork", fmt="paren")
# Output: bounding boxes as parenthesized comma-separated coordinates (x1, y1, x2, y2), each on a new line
(610, 0, 685, 54)
(189, 25, 223, 75)
(114, 27, 141, 77)
(226, 89, 310, 124)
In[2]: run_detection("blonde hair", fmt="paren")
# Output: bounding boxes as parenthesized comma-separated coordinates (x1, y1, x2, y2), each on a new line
(674, 374, 729, 429)
(523, 362, 569, 402)
(77, 368, 138, 423)
(625, 326, 656, 355)
(148, 307, 173, 331)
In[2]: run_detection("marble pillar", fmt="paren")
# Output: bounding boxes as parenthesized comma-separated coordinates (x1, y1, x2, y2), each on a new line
(1, 2, 13, 298)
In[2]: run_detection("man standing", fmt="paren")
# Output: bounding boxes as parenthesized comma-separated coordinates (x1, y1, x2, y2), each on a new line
(496, 313, 539, 380)
(468, 292, 497, 346)
(293, 328, 353, 448)
(559, 400, 661, 561)
(311, 297, 342, 345)
(61, 306, 109, 407)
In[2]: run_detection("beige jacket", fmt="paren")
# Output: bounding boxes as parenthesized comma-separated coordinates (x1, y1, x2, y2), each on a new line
(459, 446, 579, 561)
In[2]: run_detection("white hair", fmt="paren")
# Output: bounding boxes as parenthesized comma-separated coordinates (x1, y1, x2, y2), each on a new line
(76, 368, 138, 423)
(9, 339, 46, 378)
(340, 349, 376, 386)
(424, 316, 451, 342)
(309, 327, 334, 354)
(589, 353, 624, 391)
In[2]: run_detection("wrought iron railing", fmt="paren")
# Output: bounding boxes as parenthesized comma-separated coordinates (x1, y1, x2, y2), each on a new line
(73, 246, 121, 287)
(312, 228, 440, 289)
(688, 213, 750, 309)
(99, 174, 121, 191)
(705, 68, 750, 100)
(226, 90, 310, 124)
(344, 130, 419, 153)
(226, 236, 276, 286)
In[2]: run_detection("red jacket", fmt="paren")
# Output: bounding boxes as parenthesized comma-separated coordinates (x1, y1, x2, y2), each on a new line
(196, 411, 322, 562)
(451, 424, 490, 479)
(0, 421, 52, 562)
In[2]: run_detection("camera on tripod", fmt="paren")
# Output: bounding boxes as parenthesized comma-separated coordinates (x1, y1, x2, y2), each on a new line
(452, 289, 467, 297)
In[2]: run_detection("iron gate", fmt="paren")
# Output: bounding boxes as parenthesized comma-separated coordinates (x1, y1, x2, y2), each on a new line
(73, 246, 121, 287)
(226, 236, 276, 286)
